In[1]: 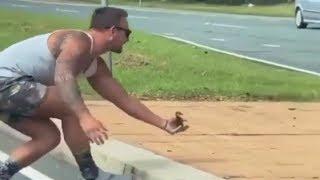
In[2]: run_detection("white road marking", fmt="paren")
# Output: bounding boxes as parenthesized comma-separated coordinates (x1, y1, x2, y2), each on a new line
(163, 33, 175, 36)
(0, 150, 54, 180)
(15, 0, 218, 17)
(129, 15, 150, 19)
(158, 34, 320, 77)
(205, 22, 248, 29)
(11, 3, 30, 8)
(262, 44, 281, 48)
(210, 38, 225, 42)
(14, 0, 293, 22)
(16, 0, 99, 7)
(55, 8, 79, 13)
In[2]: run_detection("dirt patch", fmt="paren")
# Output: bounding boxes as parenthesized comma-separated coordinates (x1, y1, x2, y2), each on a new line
(115, 52, 150, 68)
(87, 101, 320, 180)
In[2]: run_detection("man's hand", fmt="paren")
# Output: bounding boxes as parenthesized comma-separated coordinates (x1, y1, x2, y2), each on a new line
(164, 111, 189, 135)
(79, 116, 109, 145)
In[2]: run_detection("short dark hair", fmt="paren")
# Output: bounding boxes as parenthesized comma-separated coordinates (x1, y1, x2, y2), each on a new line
(90, 7, 128, 29)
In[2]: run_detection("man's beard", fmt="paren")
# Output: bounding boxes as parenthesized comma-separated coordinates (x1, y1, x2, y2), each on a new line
(112, 47, 122, 53)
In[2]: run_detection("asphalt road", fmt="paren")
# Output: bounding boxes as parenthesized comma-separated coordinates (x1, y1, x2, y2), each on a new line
(1, 0, 320, 74)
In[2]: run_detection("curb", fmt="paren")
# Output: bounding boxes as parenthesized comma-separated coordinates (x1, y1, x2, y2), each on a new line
(0, 119, 222, 180)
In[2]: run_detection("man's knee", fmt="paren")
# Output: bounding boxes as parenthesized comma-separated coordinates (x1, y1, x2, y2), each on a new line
(47, 129, 61, 148)
(35, 127, 61, 149)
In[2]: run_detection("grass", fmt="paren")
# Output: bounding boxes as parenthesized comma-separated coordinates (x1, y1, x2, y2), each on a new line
(1, 8, 320, 101)
(66, 0, 294, 17)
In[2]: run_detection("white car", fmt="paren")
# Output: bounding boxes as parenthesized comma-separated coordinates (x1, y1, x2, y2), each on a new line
(295, 0, 320, 28)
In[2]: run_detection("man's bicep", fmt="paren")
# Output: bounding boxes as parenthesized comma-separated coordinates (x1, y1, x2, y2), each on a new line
(55, 34, 91, 79)
(55, 50, 79, 80)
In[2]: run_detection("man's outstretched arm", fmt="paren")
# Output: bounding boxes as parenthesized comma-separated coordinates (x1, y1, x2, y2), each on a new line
(87, 57, 169, 129)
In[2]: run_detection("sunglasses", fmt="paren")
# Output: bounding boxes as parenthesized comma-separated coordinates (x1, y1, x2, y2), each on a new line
(113, 26, 132, 38)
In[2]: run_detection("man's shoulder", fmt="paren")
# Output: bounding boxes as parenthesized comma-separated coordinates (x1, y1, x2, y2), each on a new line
(52, 29, 91, 43)
(53, 29, 92, 55)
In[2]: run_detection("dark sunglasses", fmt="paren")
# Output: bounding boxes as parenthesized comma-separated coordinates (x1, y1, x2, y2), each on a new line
(114, 26, 132, 38)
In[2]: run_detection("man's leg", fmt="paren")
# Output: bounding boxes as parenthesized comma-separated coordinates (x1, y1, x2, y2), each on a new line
(32, 87, 99, 180)
(62, 115, 99, 180)
(0, 118, 61, 179)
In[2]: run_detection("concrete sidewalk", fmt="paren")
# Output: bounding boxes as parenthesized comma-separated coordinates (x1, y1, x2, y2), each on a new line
(0, 118, 219, 180)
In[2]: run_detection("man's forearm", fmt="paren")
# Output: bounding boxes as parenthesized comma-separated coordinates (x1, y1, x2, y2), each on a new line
(117, 96, 166, 129)
(87, 66, 166, 129)
(56, 75, 91, 119)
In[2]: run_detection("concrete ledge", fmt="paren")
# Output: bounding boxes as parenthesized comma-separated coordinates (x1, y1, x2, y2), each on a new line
(0, 120, 222, 180)
(92, 140, 222, 180)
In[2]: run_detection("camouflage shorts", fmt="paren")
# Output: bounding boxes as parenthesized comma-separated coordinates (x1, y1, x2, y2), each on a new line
(0, 75, 47, 124)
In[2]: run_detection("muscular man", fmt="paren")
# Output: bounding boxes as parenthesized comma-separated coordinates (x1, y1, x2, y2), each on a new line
(0, 7, 187, 180)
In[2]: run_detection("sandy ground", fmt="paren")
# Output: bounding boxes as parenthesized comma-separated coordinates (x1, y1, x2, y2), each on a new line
(86, 101, 320, 180)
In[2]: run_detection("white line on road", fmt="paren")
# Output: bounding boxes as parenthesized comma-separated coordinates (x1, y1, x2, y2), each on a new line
(210, 38, 225, 42)
(0, 150, 54, 180)
(262, 44, 281, 48)
(163, 33, 175, 36)
(205, 22, 248, 29)
(158, 34, 320, 77)
(15, 0, 214, 16)
(129, 15, 150, 19)
(17, 0, 99, 7)
(11, 4, 31, 8)
(55, 8, 79, 13)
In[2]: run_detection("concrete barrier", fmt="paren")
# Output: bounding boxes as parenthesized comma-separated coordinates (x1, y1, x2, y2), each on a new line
(0, 119, 222, 180)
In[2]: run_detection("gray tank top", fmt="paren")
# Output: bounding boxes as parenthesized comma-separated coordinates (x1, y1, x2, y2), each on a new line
(0, 31, 98, 86)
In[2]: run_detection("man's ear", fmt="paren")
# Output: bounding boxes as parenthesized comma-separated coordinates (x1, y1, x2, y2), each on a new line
(107, 26, 116, 41)
(110, 25, 116, 34)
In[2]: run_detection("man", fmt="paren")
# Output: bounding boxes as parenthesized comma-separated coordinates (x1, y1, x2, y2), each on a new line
(0, 7, 187, 180)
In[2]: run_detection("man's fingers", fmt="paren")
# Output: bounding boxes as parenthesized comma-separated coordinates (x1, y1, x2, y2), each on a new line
(96, 131, 106, 145)
(86, 134, 93, 143)
(90, 130, 108, 145)
(176, 125, 189, 133)
(87, 131, 99, 144)
(85, 123, 109, 145)
(87, 133, 95, 144)
(173, 125, 182, 131)
(102, 126, 108, 132)
(93, 134, 101, 145)
(100, 130, 109, 140)
(98, 126, 109, 139)
(168, 124, 189, 135)
(97, 134, 105, 145)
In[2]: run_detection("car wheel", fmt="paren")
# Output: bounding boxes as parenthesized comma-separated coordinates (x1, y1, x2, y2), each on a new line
(296, 9, 308, 29)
